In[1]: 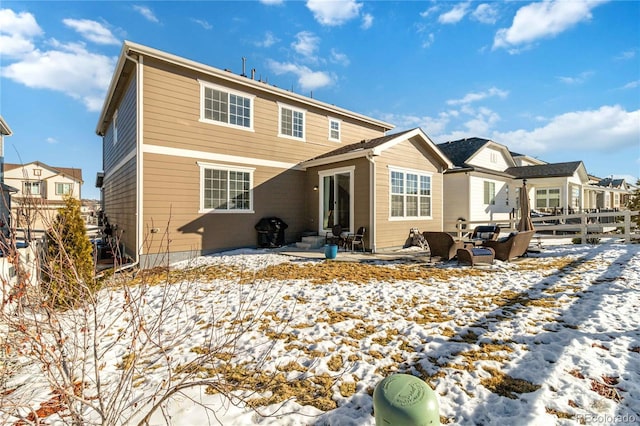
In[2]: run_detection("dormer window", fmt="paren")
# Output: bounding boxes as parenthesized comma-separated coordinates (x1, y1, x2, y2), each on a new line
(33, 169, 41, 176)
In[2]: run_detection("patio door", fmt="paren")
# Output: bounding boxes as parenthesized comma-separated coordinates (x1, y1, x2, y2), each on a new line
(319, 167, 354, 234)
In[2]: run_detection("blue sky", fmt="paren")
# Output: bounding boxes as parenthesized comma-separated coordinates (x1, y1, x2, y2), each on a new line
(1, 0, 638, 200)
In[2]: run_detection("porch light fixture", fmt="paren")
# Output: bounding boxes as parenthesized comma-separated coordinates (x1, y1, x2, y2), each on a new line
(313, 185, 319, 191)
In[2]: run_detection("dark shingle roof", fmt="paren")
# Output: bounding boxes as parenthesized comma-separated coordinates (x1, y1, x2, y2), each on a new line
(308, 129, 415, 161)
(436, 137, 491, 167)
(505, 161, 583, 179)
(596, 178, 626, 188)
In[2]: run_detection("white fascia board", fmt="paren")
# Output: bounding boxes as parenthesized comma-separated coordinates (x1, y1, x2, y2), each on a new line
(0, 116, 12, 136)
(299, 150, 373, 169)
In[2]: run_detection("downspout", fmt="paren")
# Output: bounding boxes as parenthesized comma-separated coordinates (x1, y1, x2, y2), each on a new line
(367, 153, 376, 253)
(119, 50, 143, 271)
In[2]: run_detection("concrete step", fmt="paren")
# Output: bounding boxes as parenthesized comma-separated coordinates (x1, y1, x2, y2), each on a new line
(295, 242, 313, 250)
(300, 235, 325, 249)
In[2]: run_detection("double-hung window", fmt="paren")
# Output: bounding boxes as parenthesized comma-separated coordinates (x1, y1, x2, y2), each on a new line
(328, 118, 341, 141)
(24, 181, 41, 196)
(200, 82, 253, 130)
(278, 103, 305, 140)
(56, 183, 73, 195)
(199, 162, 254, 213)
(390, 168, 432, 218)
(484, 181, 496, 205)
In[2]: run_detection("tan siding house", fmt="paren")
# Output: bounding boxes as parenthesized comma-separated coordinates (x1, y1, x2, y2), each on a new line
(96, 42, 450, 264)
(4, 161, 83, 232)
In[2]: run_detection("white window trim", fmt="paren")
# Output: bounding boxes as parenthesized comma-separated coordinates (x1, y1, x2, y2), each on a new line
(112, 109, 118, 146)
(197, 161, 255, 214)
(23, 181, 42, 196)
(198, 80, 255, 132)
(536, 187, 561, 209)
(328, 117, 341, 142)
(388, 166, 433, 220)
(484, 181, 496, 205)
(55, 182, 74, 195)
(277, 102, 306, 141)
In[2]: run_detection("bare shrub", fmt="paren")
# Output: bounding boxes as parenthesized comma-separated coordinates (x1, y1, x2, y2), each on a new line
(0, 214, 326, 425)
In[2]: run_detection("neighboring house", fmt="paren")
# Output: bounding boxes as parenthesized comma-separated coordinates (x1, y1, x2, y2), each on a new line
(0, 116, 17, 235)
(95, 41, 451, 264)
(4, 161, 83, 233)
(437, 138, 591, 227)
(588, 177, 633, 211)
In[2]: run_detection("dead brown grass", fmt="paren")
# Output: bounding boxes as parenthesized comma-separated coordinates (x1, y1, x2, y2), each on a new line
(480, 367, 541, 399)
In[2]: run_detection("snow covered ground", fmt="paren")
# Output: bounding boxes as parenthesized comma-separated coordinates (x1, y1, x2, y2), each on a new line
(3, 239, 639, 425)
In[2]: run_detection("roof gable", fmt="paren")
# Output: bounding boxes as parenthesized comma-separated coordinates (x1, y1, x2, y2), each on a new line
(436, 137, 515, 170)
(4, 161, 83, 183)
(301, 128, 452, 169)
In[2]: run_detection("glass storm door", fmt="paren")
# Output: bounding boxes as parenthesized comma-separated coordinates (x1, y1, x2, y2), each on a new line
(320, 170, 352, 234)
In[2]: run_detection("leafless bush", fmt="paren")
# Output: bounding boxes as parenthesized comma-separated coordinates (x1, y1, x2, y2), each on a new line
(0, 212, 317, 425)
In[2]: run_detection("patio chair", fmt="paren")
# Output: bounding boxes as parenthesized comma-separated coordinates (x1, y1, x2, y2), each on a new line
(345, 226, 366, 252)
(325, 224, 345, 249)
(468, 225, 501, 242)
(481, 230, 535, 261)
(422, 231, 464, 261)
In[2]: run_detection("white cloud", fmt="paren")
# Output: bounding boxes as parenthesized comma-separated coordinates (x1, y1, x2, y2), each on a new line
(259, 0, 284, 5)
(493, 0, 605, 52)
(0, 9, 43, 57)
(472, 3, 499, 25)
(330, 49, 350, 66)
(421, 33, 435, 49)
(557, 71, 594, 85)
(63, 18, 119, 45)
(133, 5, 159, 23)
(438, 2, 470, 24)
(292, 31, 320, 58)
(614, 49, 636, 60)
(419, 5, 439, 18)
(46, 137, 58, 144)
(255, 31, 279, 48)
(306, 0, 362, 26)
(191, 18, 212, 30)
(622, 80, 639, 90)
(446, 87, 509, 105)
(266, 60, 333, 91)
(2, 40, 116, 111)
(361, 13, 373, 29)
(493, 105, 640, 154)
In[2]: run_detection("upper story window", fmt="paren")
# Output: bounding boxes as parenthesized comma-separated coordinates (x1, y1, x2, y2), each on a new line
(23, 181, 42, 196)
(484, 181, 496, 205)
(200, 82, 253, 130)
(56, 183, 74, 195)
(33, 169, 42, 176)
(278, 103, 305, 140)
(328, 118, 341, 141)
(198, 162, 254, 213)
(390, 168, 432, 218)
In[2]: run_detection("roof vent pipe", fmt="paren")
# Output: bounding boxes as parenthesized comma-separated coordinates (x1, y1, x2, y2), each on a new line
(251, 68, 256, 80)
(241, 57, 247, 77)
